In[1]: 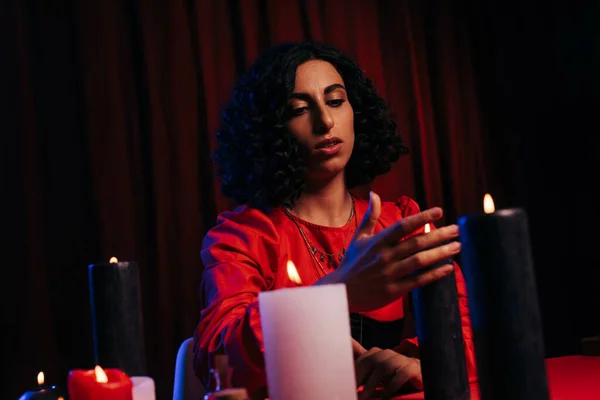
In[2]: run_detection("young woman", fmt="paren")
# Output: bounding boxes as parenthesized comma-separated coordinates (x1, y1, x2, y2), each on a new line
(194, 41, 476, 399)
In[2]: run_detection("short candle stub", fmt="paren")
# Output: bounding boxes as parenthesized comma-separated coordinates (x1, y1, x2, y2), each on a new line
(18, 371, 63, 400)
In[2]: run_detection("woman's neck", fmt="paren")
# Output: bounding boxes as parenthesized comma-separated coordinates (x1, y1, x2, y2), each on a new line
(288, 174, 353, 227)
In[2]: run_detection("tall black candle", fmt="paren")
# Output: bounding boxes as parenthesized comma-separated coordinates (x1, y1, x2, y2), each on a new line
(458, 195, 549, 400)
(412, 224, 470, 400)
(88, 258, 147, 376)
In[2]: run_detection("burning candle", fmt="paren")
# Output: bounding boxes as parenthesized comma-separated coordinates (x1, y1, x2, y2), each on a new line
(412, 223, 470, 399)
(286, 260, 302, 286)
(458, 194, 550, 400)
(18, 371, 63, 400)
(68, 365, 133, 400)
(258, 261, 357, 400)
(88, 257, 147, 376)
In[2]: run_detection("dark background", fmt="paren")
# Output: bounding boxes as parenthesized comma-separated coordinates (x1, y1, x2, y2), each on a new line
(2, 0, 599, 398)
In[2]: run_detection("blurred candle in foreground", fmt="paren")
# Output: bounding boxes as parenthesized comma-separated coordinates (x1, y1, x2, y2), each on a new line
(131, 376, 155, 400)
(458, 194, 549, 400)
(259, 261, 356, 400)
(68, 365, 132, 400)
(18, 371, 63, 400)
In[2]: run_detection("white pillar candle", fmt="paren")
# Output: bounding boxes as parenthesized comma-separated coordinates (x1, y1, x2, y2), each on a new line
(259, 283, 357, 400)
(131, 376, 155, 400)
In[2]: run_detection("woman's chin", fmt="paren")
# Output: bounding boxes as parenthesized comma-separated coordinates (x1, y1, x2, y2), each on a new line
(307, 157, 349, 178)
(306, 164, 347, 182)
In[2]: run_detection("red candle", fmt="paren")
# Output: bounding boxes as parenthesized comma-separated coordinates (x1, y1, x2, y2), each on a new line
(68, 366, 132, 400)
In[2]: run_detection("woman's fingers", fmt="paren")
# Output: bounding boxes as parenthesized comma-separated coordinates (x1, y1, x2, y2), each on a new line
(380, 224, 459, 265)
(353, 192, 382, 240)
(352, 338, 367, 359)
(379, 359, 423, 399)
(372, 207, 444, 246)
(356, 349, 398, 400)
(359, 364, 394, 400)
(355, 349, 422, 400)
(402, 224, 459, 255)
(379, 236, 459, 282)
(355, 347, 383, 385)
(394, 263, 455, 294)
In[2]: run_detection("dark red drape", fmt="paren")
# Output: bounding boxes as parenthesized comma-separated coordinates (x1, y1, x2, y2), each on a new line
(8, 0, 597, 398)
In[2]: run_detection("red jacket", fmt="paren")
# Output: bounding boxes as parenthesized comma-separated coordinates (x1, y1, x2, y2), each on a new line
(194, 196, 477, 395)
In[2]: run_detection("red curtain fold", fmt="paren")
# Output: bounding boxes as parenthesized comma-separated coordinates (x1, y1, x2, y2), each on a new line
(2, 1, 489, 398)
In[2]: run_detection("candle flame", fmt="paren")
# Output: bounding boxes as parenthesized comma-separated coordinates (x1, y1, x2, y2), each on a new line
(58, 397, 64, 400)
(94, 365, 108, 383)
(424, 223, 431, 233)
(37, 371, 44, 385)
(109, 257, 118, 264)
(286, 260, 302, 285)
(483, 193, 495, 214)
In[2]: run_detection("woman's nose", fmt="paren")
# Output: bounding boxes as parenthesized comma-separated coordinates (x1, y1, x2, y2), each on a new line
(313, 107, 334, 135)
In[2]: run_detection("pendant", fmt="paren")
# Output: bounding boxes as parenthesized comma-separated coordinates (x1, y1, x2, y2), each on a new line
(328, 254, 335, 264)
(312, 247, 318, 255)
(320, 254, 325, 262)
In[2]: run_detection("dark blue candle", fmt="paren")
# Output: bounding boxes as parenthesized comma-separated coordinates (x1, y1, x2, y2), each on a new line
(458, 194, 549, 400)
(18, 372, 63, 400)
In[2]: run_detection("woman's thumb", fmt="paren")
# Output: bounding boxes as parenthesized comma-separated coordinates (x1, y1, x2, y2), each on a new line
(354, 192, 381, 239)
(351, 338, 367, 359)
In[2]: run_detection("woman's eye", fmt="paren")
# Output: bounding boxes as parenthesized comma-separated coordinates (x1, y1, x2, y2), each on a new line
(292, 107, 308, 116)
(327, 99, 345, 107)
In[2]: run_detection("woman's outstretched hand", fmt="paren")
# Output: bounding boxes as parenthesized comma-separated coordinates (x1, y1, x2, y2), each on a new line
(316, 192, 460, 312)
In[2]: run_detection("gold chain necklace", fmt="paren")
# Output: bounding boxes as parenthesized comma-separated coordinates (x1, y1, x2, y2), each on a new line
(283, 196, 357, 277)
(283, 197, 364, 346)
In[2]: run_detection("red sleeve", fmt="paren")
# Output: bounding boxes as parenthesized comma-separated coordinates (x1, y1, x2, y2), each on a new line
(193, 206, 279, 395)
(393, 196, 478, 383)
(453, 260, 479, 383)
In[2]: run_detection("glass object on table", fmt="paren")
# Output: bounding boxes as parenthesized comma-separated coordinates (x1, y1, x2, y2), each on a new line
(204, 355, 249, 400)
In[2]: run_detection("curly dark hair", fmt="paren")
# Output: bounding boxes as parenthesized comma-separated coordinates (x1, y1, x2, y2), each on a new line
(214, 41, 409, 209)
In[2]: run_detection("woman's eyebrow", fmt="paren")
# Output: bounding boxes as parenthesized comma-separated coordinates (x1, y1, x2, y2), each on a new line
(289, 83, 346, 100)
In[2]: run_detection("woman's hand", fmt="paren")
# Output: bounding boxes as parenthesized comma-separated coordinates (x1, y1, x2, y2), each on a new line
(317, 192, 460, 312)
(352, 339, 423, 400)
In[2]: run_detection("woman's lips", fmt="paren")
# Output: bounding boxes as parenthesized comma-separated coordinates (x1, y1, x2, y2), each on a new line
(315, 137, 342, 156)
(314, 142, 342, 156)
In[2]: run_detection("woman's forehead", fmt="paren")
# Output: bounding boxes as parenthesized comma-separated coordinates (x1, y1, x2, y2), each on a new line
(292, 60, 345, 93)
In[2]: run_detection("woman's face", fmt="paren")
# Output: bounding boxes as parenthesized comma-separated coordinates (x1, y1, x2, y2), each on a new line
(286, 60, 355, 183)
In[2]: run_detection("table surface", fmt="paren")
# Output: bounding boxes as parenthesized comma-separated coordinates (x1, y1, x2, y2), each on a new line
(391, 356, 600, 400)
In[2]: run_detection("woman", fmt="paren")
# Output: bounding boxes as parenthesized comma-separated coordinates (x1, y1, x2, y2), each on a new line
(194, 41, 476, 399)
